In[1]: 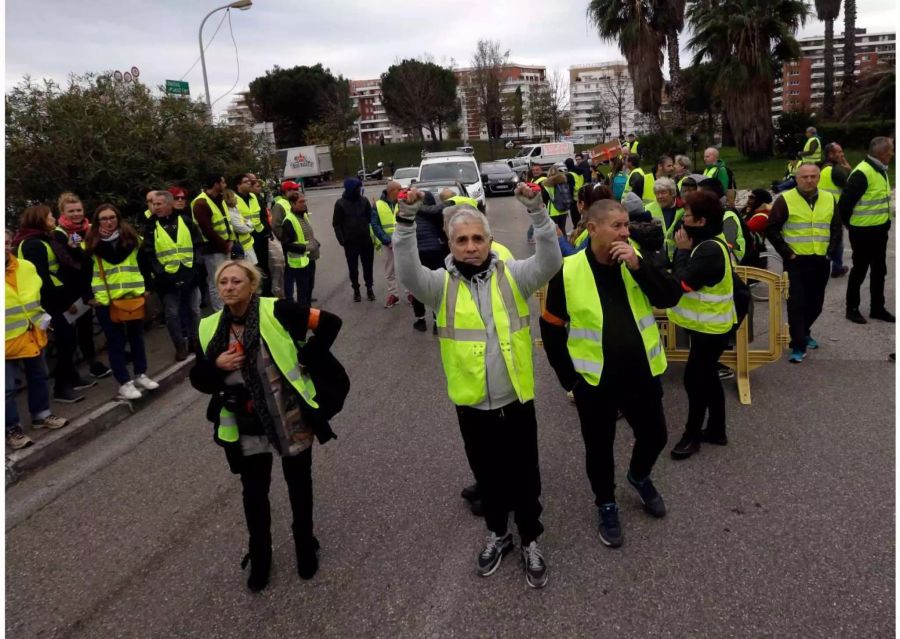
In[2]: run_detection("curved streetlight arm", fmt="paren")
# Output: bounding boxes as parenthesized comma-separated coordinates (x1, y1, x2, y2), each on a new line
(198, 1, 252, 117)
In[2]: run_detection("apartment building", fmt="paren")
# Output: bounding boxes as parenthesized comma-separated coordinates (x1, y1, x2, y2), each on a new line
(349, 78, 409, 145)
(568, 61, 641, 144)
(774, 28, 895, 115)
(454, 63, 549, 141)
(222, 92, 275, 146)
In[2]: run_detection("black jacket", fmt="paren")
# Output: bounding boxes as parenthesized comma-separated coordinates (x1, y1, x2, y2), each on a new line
(333, 196, 373, 246)
(141, 212, 202, 293)
(838, 156, 891, 230)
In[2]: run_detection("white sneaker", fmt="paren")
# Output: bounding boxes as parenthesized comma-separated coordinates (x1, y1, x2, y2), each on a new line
(118, 381, 143, 400)
(134, 374, 159, 391)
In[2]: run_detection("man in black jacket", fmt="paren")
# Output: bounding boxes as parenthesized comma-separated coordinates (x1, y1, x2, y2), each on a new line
(540, 199, 682, 548)
(332, 178, 375, 302)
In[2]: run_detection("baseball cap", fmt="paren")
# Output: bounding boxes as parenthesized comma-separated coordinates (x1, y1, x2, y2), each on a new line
(281, 180, 301, 192)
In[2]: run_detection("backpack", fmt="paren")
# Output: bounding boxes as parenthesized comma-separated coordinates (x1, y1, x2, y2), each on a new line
(725, 166, 737, 190)
(551, 180, 573, 212)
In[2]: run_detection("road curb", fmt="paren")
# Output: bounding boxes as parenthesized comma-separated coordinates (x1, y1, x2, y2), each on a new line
(5, 356, 196, 487)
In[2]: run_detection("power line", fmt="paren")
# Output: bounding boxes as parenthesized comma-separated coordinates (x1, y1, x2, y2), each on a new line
(210, 9, 241, 109)
(178, 9, 230, 82)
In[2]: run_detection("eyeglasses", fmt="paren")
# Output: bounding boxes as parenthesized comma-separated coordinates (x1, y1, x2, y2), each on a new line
(98, 216, 117, 223)
(173, 196, 186, 200)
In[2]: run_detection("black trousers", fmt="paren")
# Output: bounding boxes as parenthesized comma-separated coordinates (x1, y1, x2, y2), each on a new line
(238, 448, 314, 557)
(50, 312, 79, 386)
(573, 377, 668, 506)
(457, 400, 544, 545)
(785, 255, 830, 351)
(411, 250, 447, 319)
(684, 330, 731, 438)
(846, 224, 889, 312)
(551, 214, 567, 233)
(569, 205, 581, 230)
(75, 308, 97, 363)
(252, 232, 272, 296)
(343, 241, 374, 290)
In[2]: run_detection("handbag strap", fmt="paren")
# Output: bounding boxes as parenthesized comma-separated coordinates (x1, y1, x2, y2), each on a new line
(95, 256, 113, 299)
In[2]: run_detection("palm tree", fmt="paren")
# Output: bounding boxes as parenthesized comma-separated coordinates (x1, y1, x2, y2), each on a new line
(587, 0, 667, 133)
(814, 0, 842, 118)
(687, 0, 808, 158)
(841, 0, 857, 98)
(653, 0, 688, 130)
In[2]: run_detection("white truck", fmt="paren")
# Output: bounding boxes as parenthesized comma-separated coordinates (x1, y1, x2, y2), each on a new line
(507, 141, 575, 175)
(277, 145, 334, 186)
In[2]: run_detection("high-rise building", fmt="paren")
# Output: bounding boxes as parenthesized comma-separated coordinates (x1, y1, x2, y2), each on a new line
(568, 62, 640, 144)
(454, 64, 548, 141)
(349, 78, 408, 145)
(222, 92, 275, 146)
(774, 28, 895, 116)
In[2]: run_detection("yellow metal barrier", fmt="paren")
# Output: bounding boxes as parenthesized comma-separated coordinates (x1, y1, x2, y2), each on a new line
(533, 266, 790, 405)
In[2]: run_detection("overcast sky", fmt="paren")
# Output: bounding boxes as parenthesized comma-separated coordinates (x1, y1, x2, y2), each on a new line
(4, 0, 897, 116)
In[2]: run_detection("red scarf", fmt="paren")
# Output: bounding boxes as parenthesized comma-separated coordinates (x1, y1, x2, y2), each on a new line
(58, 216, 91, 236)
(11, 228, 47, 252)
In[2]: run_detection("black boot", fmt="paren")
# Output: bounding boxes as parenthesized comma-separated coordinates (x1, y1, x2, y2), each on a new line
(295, 534, 320, 580)
(242, 542, 271, 593)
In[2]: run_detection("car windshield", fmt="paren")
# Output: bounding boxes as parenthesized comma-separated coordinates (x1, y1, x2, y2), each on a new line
(420, 162, 479, 184)
(393, 168, 417, 179)
(515, 146, 536, 158)
(482, 164, 511, 175)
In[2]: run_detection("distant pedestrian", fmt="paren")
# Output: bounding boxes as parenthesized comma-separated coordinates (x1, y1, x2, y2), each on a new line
(191, 174, 235, 311)
(673, 155, 692, 192)
(819, 142, 851, 278)
(623, 154, 654, 204)
(333, 177, 375, 302)
(283, 191, 318, 306)
(798, 126, 823, 165)
(543, 166, 575, 233)
(84, 203, 159, 400)
(653, 155, 675, 180)
(372, 181, 401, 307)
(702, 147, 731, 195)
(625, 132, 640, 157)
(224, 189, 257, 264)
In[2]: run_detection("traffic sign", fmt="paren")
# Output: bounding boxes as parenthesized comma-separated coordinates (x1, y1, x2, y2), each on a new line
(113, 70, 123, 82)
(165, 80, 190, 96)
(123, 72, 133, 83)
(131, 66, 140, 78)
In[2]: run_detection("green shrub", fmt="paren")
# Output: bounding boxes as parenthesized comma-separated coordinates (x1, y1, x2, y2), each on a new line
(774, 110, 816, 156)
(817, 120, 897, 149)
(635, 132, 690, 168)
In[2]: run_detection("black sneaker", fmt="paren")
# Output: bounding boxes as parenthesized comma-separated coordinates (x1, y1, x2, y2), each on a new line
(521, 541, 548, 589)
(353, 289, 362, 303)
(846, 308, 867, 324)
(870, 308, 896, 323)
(700, 429, 728, 446)
(432, 322, 438, 335)
(413, 318, 427, 332)
(366, 287, 376, 301)
(461, 483, 481, 503)
(71, 375, 98, 391)
(716, 364, 735, 381)
(626, 472, 667, 518)
(598, 503, 623, 548)
(89, 361, 112, 379)
(53, 385, 85, 404)
(296, 536, 320, 580)
(670, 434, 700, 460)
(477, 532, 513, 576)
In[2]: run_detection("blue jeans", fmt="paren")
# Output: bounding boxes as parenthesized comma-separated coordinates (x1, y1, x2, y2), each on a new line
(95, 305, 148, 384)
(162, 286, 201, 348)
(6, 355, 51, 432)
(773, 177, 796, 193)
(831, 236, 845, 271)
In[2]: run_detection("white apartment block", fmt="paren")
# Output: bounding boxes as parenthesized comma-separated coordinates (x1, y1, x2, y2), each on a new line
(350, 78, 410, 145)
(455, 63, 549, 141)
(569, 61, 641, 144)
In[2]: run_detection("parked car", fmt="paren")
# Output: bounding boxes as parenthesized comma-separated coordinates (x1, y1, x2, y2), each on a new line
(411, 179, 486, 213)
(417, 151, 486, 210)
(392, 166, 418, 188)
(480, 162, 519, 196)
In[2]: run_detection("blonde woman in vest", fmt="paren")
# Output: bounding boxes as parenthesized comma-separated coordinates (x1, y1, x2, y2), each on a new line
(6, 229, 69, 449)
(189, 260, 343, 592)
(224, 189, 257, 265)
(84, 204, 159, 400)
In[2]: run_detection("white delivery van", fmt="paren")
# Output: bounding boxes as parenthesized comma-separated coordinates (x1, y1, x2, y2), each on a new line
(507, 141, 575, 174)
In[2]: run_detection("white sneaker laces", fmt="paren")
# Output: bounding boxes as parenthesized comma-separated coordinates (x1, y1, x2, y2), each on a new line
(481, 533, 503, 559)
(524, 542, 544, 570)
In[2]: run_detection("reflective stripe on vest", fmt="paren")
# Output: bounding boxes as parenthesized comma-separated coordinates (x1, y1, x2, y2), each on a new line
(723, 209, 746, 261)
(447, 195, 480, 209)
(235, 193, 264, 232)
(375, 199, 397, 236)
(230, 205, 255, 252)
(781, 188, 834, 256)
(153, 215, 194, 274)
(849, 161, 891, 227)
(191, 192, 234, 242)
(283, 211, 310, 269)
(17, 239, 62, 287)
(819, 165, 841, 201)
(435, 262, 533, 406)
(563, 249, 665, 385)
(802, 136, 823, 164)
(91, 250, 145, 305)
(667, 237, 736, 334)
(198, 298, 319, 444)
(5, 258, 45, 341)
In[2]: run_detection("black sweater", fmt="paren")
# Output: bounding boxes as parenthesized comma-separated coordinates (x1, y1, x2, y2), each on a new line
(333, 196, 373, 246)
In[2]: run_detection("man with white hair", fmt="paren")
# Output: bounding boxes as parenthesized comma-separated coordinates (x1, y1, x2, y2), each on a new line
(646, 177, 684, 261)
(799, 127, 823, 165)
(394, 183, 562, 589)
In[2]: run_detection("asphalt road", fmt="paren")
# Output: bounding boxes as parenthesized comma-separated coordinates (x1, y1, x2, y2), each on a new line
(6, 189, 895, 638)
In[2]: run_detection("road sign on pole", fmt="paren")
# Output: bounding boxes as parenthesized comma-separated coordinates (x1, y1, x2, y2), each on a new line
(165, 80, 190, 96)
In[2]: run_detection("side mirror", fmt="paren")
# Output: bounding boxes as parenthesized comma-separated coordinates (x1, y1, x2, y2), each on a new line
(410, 179, 417, 184)
(480, 174, 488, 182)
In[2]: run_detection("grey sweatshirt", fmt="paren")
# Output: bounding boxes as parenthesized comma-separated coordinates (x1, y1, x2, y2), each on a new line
(394, 205, 562, 410)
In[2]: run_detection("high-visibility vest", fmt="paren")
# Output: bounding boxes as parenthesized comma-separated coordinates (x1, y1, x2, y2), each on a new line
(624, 168, 654, 203)
(667, 236, 736, 334)
(230, 205, 255, 253)
(574, 229, 590, 248)
(802, 136, 823, 164)
(722, 209, 746, 262)
(153, 215, 194, 274)
(562, 248, 666, 385)
(143, 209, 153, 220)
(543, 183, 569, 217)
(627, 140, 640, 155)
(91, 248, 145, 305)
(17, 239, 63, 287)
(5, 257, 45, 342)
(848, 160, 891, 227)
(447, 195, 480, 209)
(235, 193, 264, 232)
(819, 164, 842, 201)
(375, 199, 397, 236)
(703, 164, 726, 189)
(283, 211, 311, 269)
(781, 188, 834, 256)
(198, 297, 319, 445)
(572, 172, 585, 200)
(435, 262, 533, 406)
(191, 192, 234, 243)
(676, 175, 688, 193)
(646, 201, 685, 260)
(493, 241, 514, 261)
(786, 161, 799, 177)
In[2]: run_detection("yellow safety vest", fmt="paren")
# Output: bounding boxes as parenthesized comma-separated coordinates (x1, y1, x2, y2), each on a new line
(153, 215, 194, 274)
(91, 248, 145, 305)
(848, 161, 891, 227)
(646, 201, 685, 261)
(191, 192, 234, 243)
(493, 241, 514, 262)
(562, 248, 665, 385)
(819, 165, 842, 202)
(667, 237, 736, 334)
(447, 195, 480, 209)
(283, 211, 310, 269)
(802, 136, 823, 164)
(627, 140, 640, 155)
(781, 188, 834, 256)
(722, 209, 746, 262)
(230, 205, 255, 252)
(235, 193, 264, 233)
(375, 199, 397, 236)
(436, 262, 533, 406)
(17, 239, 63, 287)
(143, 209, 153, 220)
(542, 183, 569, 218)
(572, 172, 585, 200)
(198, 297, 319, 445)
(575, 229, 590, 248)
(5, 257, 45, 342)
(624, 168, 655, 204)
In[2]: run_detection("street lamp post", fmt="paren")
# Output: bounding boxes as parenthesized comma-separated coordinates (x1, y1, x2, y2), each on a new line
(357, 119, 367, 178)
(198, 0, 252, 118)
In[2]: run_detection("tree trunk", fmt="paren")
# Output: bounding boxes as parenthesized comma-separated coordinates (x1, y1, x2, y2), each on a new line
(724, 77, 774, 158)
(667, 31, 685, 131)
(823, 19, 835, 118)
(842, 0, 857, 98)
